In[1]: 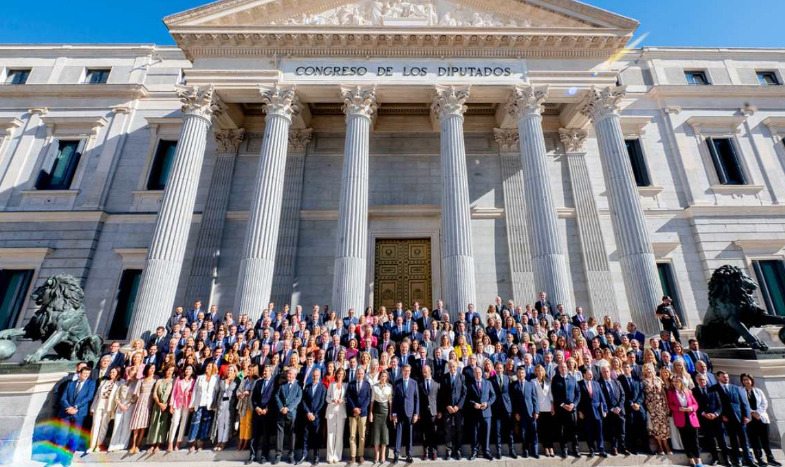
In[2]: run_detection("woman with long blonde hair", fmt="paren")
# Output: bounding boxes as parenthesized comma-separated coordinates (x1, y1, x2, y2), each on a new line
(641, 363, 671, 455)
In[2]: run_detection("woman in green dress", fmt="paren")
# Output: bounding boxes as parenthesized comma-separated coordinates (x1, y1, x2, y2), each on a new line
(146, 365, 175, 453)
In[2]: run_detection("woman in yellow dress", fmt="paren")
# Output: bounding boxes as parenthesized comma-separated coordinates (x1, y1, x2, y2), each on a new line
(236, 364, 258, 452)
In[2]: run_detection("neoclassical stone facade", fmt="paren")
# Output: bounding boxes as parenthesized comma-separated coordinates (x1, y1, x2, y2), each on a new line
(1, 0, 785, 342)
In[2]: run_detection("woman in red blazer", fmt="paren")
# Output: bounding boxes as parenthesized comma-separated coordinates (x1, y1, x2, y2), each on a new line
(667, 375, 703, 467)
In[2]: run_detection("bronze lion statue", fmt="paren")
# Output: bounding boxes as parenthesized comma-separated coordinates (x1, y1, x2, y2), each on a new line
(0, 274, 103, 364)
(696, 265, 785, 351)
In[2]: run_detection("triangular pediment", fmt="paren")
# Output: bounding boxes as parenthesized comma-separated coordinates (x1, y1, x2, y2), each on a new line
(165, 0, 638, 30)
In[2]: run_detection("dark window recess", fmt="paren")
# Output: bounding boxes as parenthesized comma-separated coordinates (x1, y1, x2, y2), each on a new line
(5, 69, 30, 85)
(146, 140, 178, 190)
(84, 69, 110, 84)
(757, 71, 781, 86)
(752, 260, 785, 317)
(625, 139, 652, 187)
(685, 71, 710, 85)
(107, 269, 143, 340)
(657, 263, 685, 324)
(706, 137, 747, 185)
(35, 140, 81, 190)
(0, 269, 34, 330)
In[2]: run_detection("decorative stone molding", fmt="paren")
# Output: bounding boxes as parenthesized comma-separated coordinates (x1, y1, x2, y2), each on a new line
(580, 85, 625, 122)
(214, 128, 246, 153)
(686, 116, 746, 135)
(111, 106, 132, 115)
(341, 85, 378, 119)
(177, 85, 219, 120)
(493, 128, 519, 152)
(740, 103, 757, 117)
(558, 127, 588, 154)
(0, 118, 22, 138)
(733, 239, 785, 255)
(664, 106, 682, 115)
(288, 128, 313, 151)
(431, 85, 470, 120)
(40, 116, 109, 137)
(260, 85, 301, 120)
(507, 85, 548, 119)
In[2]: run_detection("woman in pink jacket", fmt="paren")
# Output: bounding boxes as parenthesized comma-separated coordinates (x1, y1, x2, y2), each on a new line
(667, 375, 703, 467)
(167, 364, 196, 452)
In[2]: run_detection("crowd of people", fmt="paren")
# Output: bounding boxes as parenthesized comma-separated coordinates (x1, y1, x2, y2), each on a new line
(52, 293, 782, 467)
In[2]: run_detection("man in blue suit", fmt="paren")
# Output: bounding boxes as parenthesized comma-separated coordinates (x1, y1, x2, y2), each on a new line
(511, 366, 539, 458)
(56, 365, 96, 465)
(466, 366, 496, 461)
(552, 361, 581, 458)
(392, 365, 419, 463)
(249, 366, 277, 465)
(274, 368, 303, 465)
(578, 368, 607, 458)
(599, 365, 626, 455)
(716, 371, 757, 467)
(490, 361, 516, 459)
(619, 362, 648, 455)
(298, 368, 325, 465)
(347, 367, 372, 464)
(438, 360, 466, 460)
(693, 373, 729, 466)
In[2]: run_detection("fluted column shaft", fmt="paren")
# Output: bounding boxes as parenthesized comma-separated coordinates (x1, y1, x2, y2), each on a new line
(433, 86, 476, 313)
(128, 85, 216, 339)
(332, 87, 376, 317)
(508, 85, 571, 311)
(581, 86, 661, 334)
(234, 86, 300, 319)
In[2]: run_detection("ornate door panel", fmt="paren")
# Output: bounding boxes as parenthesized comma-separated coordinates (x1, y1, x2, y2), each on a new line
(374, 238, 432, 310)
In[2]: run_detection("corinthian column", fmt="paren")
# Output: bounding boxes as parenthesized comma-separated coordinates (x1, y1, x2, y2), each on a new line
(580, 86, 661, 334)
(234, 86, 300, 319)
(507, 85, 571, 311)
(128, 85, 217, 339)
(331, 86, 376, 317)
(432, 86, 476, 314)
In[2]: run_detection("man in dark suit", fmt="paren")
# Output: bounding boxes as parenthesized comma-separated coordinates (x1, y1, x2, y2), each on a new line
(248, 365, 277, 465)
(439, 360, 466, 460)
(619, 362, 648, 454)
(694, 373, 729, 466)
(490, 361, 516, 459)
(392, 365, 419, 463)
(274, 368, 302, 464)
(534, 291, 552, 315)
(694, 360, 719, 388)
(511, 366, 539, 458)
(347, 367, 372, 464)
(56, 365, 96, 465)
(626, 322, 646, 349)
(466, 365, 496, 461)
(717, 371, 756, 467)
(552, 361, 581, 458)
(187, 300, 203, 324)
(571, 306, 587, 327)
(578, 368, 607, 458)
(298, 368, 325, 465)
(101, 341, 125, 370)
(90, 355, 113, 382)
(688, 339, 713, 373)
(418, 365, 440, 460)
(599, 365, 626, 455)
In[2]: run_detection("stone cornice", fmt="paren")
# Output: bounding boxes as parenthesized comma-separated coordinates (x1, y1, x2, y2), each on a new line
(0, 83, 149, 99)
(648, 84, 785, 99)
(178, 84, 220, 120)
(507, 84, 548, 119)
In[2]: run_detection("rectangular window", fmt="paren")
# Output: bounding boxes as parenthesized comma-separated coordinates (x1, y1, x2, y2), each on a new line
(757, 71, 781, 86)
(35, 140, 82, 190)
(685, 70, 710, 85)
(107, 269, 143, 340)
(657, 263, 685, 323)
(84, 68, 110, 84)
(146, 140, 177, 190)
(0, 269, 34, 330)
(624, 139, 652, 187)
(5, 69, 31, 85)
(706, 137, 747, 185)
(752, 260, 785, 316)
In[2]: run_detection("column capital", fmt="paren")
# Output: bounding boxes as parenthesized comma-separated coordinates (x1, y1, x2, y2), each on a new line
(28, 107, 49, 116)
(558, 128, 589, 154)
(177, 85, 219, 120)
(493, 128, 520, 152)
(260, 85, 301, 121)
(507, 85, 548, 120)
(341, 85, 377, 120)
(431, 85, 470, 120)
(214, 128, 245, 154)
(580, 85, 626, 122)
(288, 128, 313, 151)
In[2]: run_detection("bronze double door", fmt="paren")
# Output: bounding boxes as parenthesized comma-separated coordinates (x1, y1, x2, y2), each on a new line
(373, 238, 432, 311)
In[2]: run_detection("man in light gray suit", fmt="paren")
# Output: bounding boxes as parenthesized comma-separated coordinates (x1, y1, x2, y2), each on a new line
(418, 365, 441, 460)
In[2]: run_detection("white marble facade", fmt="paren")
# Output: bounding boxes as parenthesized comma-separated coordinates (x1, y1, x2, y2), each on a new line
(0, 0, 784, 340)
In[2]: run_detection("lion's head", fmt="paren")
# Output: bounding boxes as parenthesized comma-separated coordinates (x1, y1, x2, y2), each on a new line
(31, 274, 85, 314)
(707, 264, 759, 311)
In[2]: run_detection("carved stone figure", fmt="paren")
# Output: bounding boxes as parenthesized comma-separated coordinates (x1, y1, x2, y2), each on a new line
(696, 265, 785, 351)
(0, 274, 103, 364)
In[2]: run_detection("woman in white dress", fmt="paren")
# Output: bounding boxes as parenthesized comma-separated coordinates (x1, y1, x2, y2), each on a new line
(107, 368, 138, 452)
(325, 367, 347, 464)
(88, 366, 121, 452)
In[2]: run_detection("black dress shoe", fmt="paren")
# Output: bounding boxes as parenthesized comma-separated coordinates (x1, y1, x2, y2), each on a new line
(444, 451, 452, 461)
(469, 453, 477, 461)
(560, 451, 567, 459)
(510, 451, 518, 460)
(295, 457, 304, 465)
(272, 458, 280, 465)
(495, 452, 502, 460)
(588, 450, 595, 459)
(484, 453, 493, 461)
(246, 460, 255, 466)
(391, 456, 399, 464)
(532, 454, 540, 459)
(313, 458, 320, 465)
(572, 450, 581, 458)
(600, 452, 608, 458)
(768, 460, 782, 467)
(405, 456, 413, 463)
(288, 456, 295, 465)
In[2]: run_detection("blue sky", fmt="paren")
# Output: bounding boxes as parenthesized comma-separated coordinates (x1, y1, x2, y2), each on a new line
(0, 0, 782, 48)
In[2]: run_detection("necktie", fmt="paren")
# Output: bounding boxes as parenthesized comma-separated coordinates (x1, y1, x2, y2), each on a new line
(313, 385, 318, 396)
(426, 380, 430, 394)
(587, 382, 593, 397)
(404, 379, 408, 392)
(477, 381, 481, 393)
(76, 381, 83, 395)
